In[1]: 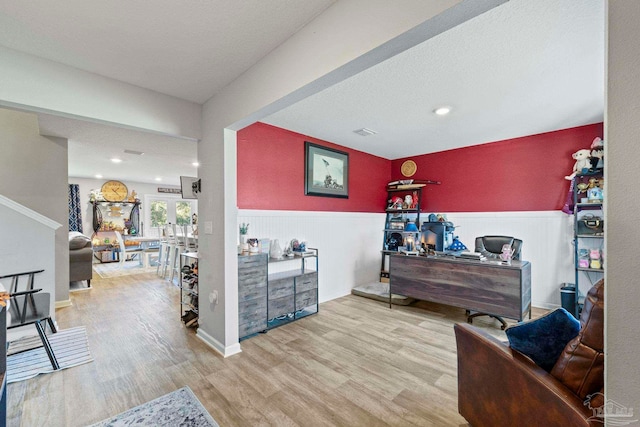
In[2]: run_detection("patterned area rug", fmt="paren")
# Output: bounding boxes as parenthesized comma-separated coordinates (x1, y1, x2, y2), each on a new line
(7, 326, 93, 384)
(89, 386, 219, 427)
(93, 260, 158, 279)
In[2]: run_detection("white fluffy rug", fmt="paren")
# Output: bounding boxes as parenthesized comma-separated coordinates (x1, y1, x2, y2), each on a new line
(93, 261, 158, 279)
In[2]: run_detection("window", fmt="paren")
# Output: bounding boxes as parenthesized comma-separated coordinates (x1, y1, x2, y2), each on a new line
(176, 201, 192, 226)
(150, 200, 168, 227)
(144, 195, 197, 236)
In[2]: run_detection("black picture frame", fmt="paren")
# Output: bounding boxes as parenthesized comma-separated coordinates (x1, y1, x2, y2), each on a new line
(304, 141, 349, 198)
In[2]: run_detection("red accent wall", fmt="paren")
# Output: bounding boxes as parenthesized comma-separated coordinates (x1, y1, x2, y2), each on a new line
(237, 122, 391, 212)
(391, 123, 604, 212)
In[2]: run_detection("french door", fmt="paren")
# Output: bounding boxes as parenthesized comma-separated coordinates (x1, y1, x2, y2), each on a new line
(143, 194, 197, 236)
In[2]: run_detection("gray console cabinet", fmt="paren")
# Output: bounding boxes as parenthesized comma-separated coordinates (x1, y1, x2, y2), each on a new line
(238, 253, 268, 339)
(238, 249, 318, 340)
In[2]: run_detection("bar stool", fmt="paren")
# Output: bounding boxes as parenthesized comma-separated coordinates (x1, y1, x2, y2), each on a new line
(159, 224, 179, 279)
(143, 226, 162, 268)
(169, 225, 188, 284)
(183, 224, 198, 252)
(156, 225, 169, 276)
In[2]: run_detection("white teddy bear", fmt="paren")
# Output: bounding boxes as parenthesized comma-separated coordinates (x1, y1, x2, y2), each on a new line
(565, 149, 592, 180)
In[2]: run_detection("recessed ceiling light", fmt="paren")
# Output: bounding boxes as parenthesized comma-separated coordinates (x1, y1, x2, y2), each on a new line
(192, 162, 200, 167)
(155, 177, 162, 181)
(353, 128, 377, 137)
(434, 106, 451, 116)
(111, 158, 122, 163)
(95, 174, 103, 179)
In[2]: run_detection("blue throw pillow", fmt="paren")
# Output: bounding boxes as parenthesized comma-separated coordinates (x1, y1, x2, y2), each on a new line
(505, 308, 580, 372)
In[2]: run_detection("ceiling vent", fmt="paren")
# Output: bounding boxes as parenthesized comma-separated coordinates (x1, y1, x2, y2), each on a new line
(353, 128, 377, 137)
(124, 149, 144, 155)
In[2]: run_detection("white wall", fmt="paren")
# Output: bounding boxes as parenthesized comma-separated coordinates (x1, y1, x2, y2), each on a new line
(239, 210, 382, 303)
(239, 209, 575, 309)
(445, 211, 575, 308)
(0, 108, 70, 304)
(0, 196, 60, 339)
(606, 0, 639, 416)
(199, 0, 507, 356)
(0, 45, 201, 140)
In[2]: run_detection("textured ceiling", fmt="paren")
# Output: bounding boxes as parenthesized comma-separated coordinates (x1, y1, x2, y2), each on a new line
(2, 0, 605, 184)
(263, 0, 605, 159)
(0, 0, 335, 103)
(38, 114, 198, 186)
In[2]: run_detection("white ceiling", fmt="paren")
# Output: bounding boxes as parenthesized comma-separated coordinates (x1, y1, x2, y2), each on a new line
(263, 0, 605, 159)
(0, 0, 336, 103)
(37, 113, 199, 185)
(1, 0, 604, 185)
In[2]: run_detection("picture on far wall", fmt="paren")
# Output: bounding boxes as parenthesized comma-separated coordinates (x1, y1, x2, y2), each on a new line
(304, 141, 349, 198)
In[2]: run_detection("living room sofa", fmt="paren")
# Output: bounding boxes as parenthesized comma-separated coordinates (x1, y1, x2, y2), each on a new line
(454, 279, 604, 426)
(69, 231, 93, 286)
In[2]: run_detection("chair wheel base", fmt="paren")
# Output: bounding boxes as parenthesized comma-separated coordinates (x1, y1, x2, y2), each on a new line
(467, 312, 508, 330)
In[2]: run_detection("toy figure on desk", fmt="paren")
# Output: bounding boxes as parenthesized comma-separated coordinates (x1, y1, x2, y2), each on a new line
(500, 243, 515, 263)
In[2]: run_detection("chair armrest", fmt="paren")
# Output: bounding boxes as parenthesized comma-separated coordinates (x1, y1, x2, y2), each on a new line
(454, 323, 595, 427)
(0, 269, 44, 279)
(10, 289, 43, 297)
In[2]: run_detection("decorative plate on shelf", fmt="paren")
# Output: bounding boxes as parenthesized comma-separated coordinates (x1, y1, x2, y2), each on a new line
(401, 160, 417, 177)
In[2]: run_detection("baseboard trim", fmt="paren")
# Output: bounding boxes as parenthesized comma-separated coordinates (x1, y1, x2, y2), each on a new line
(55, 299, 72, 309)
(196, 328, 242, 358)
(533, 302, 561, 311)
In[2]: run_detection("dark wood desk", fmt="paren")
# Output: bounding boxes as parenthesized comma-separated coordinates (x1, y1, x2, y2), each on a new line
(389, 254, 531, 322)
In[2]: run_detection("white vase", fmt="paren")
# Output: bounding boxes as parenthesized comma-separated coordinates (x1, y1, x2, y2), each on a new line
(270, 239, 283, 259)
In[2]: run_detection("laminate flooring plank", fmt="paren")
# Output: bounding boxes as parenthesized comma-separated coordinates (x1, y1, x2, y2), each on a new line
(269, 361, 390, 427)
(214, 353, 283, 399)
(336, 378, 440, 427)
(7, 273, 546, 427)
(205, 367, 298, 427)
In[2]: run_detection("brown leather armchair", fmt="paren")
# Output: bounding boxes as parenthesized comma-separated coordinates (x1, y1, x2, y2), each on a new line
(454, 279, 604, 426)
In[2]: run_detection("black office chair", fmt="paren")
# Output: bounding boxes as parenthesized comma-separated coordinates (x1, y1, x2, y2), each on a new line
(475, 235, 522, 261)
(2, 269, 59, 370)
(467, 236, 523, 330)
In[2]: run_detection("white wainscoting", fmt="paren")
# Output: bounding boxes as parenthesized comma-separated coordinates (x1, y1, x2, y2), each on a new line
(444, 211, 576, 309)
(239, 210, 383, 303)
(239, 210, 576, 309)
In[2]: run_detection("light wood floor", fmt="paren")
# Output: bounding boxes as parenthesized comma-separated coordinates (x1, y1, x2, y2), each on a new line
(7, 273, 545, 426)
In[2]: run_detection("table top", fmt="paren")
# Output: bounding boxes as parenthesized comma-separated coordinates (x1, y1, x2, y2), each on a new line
(126, 236, 160, 242)
(391, 252, 530, 270)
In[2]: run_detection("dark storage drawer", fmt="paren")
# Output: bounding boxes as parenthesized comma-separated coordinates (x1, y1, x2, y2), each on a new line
(239, 280, 267, 302)
(238, 253, 268, 268)
(295, 272, 317, 293)
(239, 318, 267, 338)
(268, 295, 295, 319)
(239, 298, 267, 324)
(269, 277, 294, 299)
(295, 289, 318, 311)
(238, 253, 267, 302)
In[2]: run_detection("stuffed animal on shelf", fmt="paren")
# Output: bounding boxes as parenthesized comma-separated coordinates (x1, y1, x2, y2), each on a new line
(565, 149, 592, 180)
(590, 137, 604, 169)
(403, 195, 413, 209)
(388, 197, 403, 210)
(410, 191, 419, 209)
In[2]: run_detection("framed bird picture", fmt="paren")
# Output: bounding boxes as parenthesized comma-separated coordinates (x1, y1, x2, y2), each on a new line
(304, 141, 349, 198)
